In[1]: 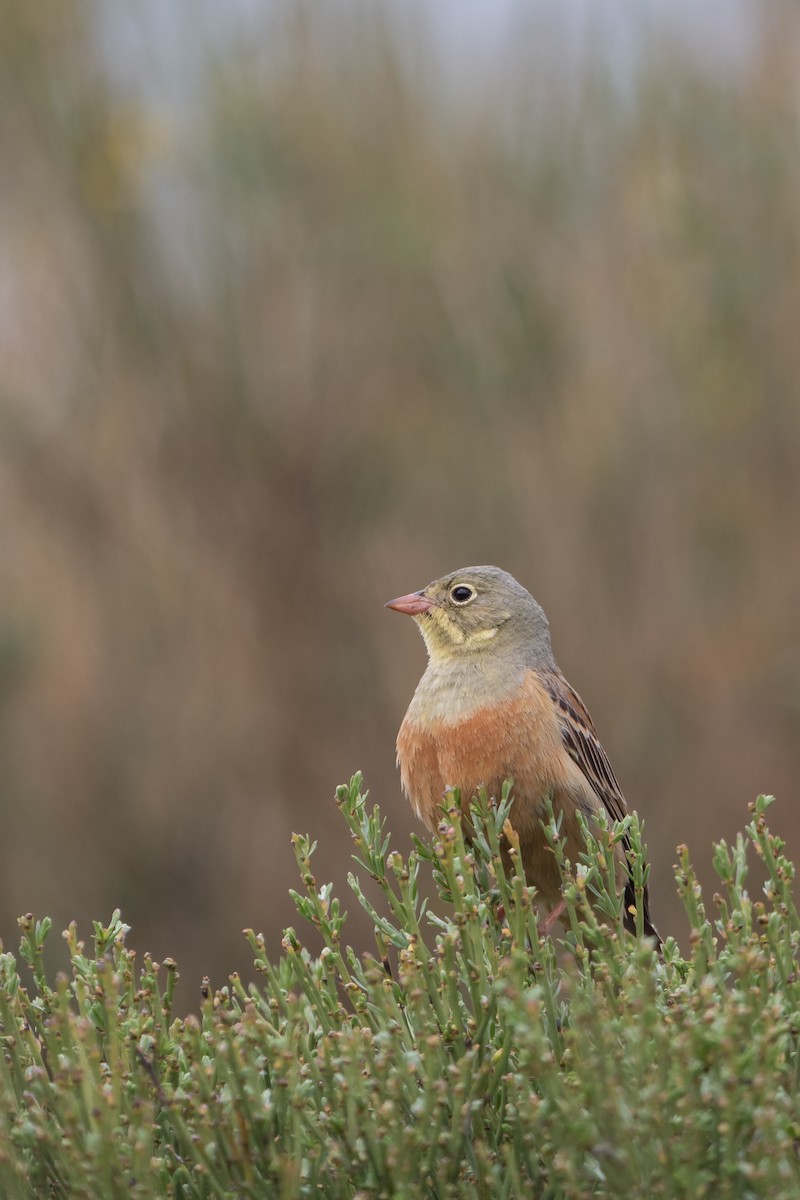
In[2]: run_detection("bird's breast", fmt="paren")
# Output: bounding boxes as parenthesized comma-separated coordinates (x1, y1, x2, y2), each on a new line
(397, 668, 565, 834)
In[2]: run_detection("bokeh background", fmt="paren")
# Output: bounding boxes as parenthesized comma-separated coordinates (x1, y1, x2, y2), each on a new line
(2, 0, 799, 999)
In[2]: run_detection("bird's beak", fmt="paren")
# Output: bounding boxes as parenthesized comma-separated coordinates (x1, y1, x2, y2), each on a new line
(385, 590, 435, 616)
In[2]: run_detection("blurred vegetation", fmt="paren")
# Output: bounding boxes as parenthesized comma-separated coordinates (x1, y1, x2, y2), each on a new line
(1, 1, 800, 992)
(2, 780, 800, 1197)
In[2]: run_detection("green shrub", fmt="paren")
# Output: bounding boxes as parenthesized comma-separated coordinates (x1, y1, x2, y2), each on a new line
(1, 777, 799, 1198)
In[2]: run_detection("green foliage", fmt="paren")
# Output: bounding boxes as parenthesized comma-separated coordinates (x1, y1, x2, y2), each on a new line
(1, 778, 800, 1197)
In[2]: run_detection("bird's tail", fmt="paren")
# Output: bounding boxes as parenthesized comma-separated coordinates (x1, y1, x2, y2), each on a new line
(623, 878, 663, 952)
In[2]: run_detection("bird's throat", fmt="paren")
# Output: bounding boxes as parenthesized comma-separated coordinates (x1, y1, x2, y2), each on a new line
(408, 652, 527, 727)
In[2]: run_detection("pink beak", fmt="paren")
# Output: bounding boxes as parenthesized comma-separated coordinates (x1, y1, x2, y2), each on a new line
(385, 590, 435, 616)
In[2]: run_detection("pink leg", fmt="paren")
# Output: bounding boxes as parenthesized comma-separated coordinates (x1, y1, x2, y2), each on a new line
(539, 897, 568, 937)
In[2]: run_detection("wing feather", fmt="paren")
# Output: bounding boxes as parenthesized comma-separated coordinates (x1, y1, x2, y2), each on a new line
(543, 668, 661, 947)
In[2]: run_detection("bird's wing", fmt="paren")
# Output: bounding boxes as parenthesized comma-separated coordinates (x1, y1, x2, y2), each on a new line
(542, 668, 629, 827)
(542, 667, 661, 946)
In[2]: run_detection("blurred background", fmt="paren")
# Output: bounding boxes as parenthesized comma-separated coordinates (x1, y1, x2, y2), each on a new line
(1, 0, 799, 999)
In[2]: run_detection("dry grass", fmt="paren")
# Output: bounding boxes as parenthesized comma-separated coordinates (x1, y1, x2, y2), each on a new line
(0, 1, 799, 995)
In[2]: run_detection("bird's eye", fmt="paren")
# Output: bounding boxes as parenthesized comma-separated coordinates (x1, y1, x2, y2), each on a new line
(450, 584, 476, 605)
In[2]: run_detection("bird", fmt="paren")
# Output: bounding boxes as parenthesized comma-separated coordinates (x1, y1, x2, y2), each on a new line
(386, 565, 660, 945)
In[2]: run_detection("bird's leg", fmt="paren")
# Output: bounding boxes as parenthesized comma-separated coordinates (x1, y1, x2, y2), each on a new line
(540, 897, 568, 938)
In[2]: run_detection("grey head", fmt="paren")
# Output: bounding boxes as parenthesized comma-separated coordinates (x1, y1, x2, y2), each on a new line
(385, 565, 555, 670)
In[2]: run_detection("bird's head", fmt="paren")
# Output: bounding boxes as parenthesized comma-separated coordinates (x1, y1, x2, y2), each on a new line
(386, 565, 552, 665)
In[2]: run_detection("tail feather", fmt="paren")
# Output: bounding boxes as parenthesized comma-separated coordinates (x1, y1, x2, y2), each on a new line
(622, 877, 662, 951)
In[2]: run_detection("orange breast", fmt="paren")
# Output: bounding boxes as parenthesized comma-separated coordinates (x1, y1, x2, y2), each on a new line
(398, 671, 562, 831)
(396, 669, 611, 905)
